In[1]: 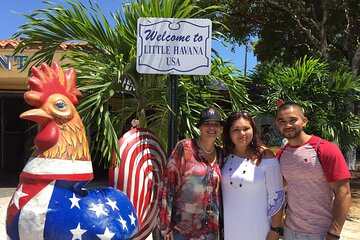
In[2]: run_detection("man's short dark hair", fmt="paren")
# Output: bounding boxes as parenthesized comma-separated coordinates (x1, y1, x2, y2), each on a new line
(276, 102, 305, 116)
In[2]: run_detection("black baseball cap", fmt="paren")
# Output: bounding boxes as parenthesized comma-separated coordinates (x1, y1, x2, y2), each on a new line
(196, 108, 224, 127)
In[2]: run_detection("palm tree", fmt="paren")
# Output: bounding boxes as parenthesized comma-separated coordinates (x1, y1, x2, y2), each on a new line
(252, 56, 360, 169)
(12, 0, 251, 165)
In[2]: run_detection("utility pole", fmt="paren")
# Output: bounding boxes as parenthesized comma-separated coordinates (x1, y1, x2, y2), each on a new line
(244, 45, 248, 78)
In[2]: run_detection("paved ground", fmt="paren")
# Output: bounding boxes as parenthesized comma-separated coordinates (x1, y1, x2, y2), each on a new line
(1, 183, 358, 240)
(1, 187, 14, 240)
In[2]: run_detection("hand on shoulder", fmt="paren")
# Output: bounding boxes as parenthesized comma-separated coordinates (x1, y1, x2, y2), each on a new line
(262, 147, 276, 159)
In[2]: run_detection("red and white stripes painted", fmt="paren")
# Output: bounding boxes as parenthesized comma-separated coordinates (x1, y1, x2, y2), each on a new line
(109, 128, 167, 239)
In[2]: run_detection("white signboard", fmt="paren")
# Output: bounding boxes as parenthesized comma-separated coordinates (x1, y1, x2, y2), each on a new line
(136, 18, 212, 75)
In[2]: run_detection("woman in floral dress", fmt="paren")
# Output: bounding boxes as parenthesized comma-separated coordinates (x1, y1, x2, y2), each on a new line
(158, 107, 224, 240)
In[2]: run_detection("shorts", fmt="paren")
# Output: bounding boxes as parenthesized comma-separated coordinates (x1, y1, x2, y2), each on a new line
(283, 226, 328, 240)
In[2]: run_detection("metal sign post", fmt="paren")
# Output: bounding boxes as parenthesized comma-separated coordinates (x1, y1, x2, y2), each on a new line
(136, 16, 212, 240)
(167, 74, 178, 156)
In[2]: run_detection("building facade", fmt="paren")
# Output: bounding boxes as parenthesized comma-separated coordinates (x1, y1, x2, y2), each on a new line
(0, 40, 85, 176)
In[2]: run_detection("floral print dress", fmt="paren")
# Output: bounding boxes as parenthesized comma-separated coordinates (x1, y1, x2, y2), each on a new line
(158, 139, 222, 240)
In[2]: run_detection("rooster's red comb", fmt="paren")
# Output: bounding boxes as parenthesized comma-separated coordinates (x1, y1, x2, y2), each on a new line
(24, 62, 82, 107)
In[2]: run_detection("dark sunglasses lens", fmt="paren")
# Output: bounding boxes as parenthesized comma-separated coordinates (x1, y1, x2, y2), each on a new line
(231, 111, 250, 117)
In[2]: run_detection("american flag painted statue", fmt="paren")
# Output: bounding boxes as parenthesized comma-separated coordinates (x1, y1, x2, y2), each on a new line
(6, 62, 138, 240)
(109, 128, 167, 239)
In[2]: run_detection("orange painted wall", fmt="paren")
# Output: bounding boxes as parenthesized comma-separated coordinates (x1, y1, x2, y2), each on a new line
(0, 49, 67, 91)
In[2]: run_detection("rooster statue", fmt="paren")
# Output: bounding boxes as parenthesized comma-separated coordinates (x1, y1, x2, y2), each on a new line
(5, 62, 145, 240)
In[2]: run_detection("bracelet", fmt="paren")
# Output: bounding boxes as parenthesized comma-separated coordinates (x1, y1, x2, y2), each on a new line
(161, 228, 173, 236)
(270, 226, 283, 235)
(327, 232, 340, 239)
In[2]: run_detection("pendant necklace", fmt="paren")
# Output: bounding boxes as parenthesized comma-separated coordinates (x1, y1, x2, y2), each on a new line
(198, 140, 214, 154)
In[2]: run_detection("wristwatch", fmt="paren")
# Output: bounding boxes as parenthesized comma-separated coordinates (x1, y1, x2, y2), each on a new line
(270, 226, 283, 235)
(327, 232, 340, 239)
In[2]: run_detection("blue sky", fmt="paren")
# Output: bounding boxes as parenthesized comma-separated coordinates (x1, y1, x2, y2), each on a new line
(0, 0, 257, 71)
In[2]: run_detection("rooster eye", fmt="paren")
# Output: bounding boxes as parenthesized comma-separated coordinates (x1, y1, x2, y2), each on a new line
(55, 100, 67, 110)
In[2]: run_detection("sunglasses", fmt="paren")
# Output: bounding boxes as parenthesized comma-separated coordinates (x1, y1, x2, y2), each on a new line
(230, 110, 251, 117)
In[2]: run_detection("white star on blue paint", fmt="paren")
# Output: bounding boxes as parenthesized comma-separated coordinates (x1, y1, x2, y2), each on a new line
(70, 223, 87, 240)
(106, 197, 119, 211)
(118, 215, 128, 230)
(129, 212, 136, 226)
(96, 227, 115, 240)
(89, 203, 108, 217)
(69, 193, 81, 209)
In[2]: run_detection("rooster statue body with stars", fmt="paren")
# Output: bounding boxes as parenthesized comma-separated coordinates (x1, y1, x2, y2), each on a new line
(6, 62, 139, 240)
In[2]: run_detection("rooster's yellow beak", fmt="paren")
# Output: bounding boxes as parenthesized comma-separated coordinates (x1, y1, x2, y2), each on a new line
(20, 109, 52, 124)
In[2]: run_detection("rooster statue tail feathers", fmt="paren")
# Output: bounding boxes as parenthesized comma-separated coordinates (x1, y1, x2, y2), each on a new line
(109, 127, 167, 239)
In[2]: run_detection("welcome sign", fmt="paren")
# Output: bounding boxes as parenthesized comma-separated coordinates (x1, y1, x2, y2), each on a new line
(136, 18, 212, 75)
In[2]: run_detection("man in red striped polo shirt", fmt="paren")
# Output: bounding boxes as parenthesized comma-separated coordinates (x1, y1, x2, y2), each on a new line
(275, 102, 351, 240)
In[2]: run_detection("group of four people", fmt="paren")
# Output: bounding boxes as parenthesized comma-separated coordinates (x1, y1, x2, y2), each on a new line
(157, 102, 351, 240)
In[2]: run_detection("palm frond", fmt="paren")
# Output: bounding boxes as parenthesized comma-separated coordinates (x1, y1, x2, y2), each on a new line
(255, 56, 360, 149)
(12, 0, 241, 164)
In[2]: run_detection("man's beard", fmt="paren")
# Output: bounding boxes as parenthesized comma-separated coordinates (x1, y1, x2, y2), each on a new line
(281, 128, 302, 139)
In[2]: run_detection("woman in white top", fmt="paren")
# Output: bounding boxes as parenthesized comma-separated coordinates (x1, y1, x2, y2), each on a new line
(221, 111, 285, 240)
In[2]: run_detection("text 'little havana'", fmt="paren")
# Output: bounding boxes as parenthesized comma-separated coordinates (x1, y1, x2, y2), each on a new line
(143, 45, 204, 55)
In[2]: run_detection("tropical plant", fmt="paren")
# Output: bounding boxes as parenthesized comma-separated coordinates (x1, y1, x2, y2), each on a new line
(198, 0, 360, 166)
(198, 0, 360, 75)
(252, 56, 360, 168)
(12, 0, 251, 165)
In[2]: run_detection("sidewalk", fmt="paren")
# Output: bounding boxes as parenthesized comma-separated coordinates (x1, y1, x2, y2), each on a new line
(1, 187, 14, 240)
(1, 185, 358, 240)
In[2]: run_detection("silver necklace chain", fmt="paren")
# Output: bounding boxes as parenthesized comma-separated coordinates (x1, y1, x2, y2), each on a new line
(198, 140, 214, 154)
